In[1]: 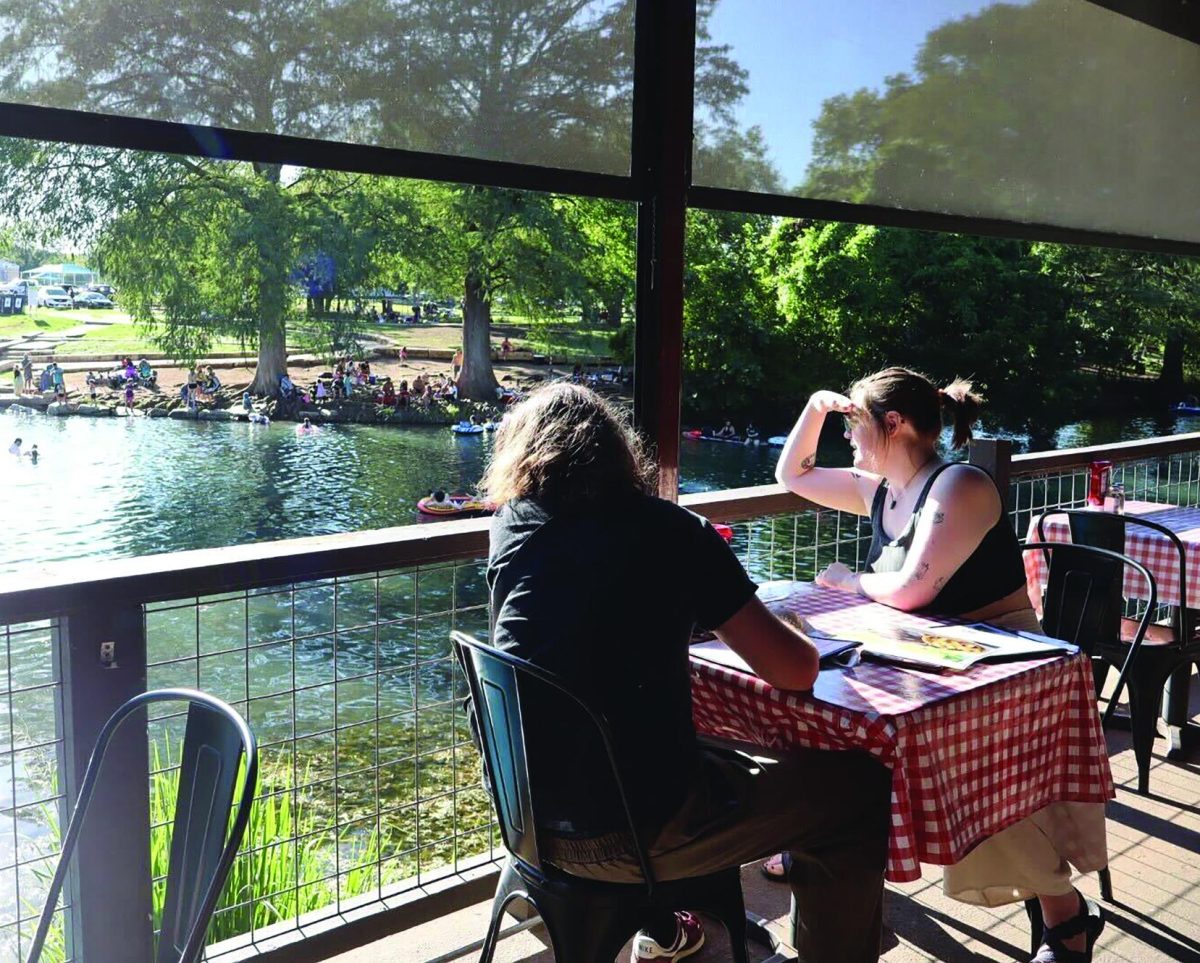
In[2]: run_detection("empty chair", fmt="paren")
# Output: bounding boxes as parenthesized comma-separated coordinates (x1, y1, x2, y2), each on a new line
(25, 689, 257, 963)
(1037, 509, 1200, 794)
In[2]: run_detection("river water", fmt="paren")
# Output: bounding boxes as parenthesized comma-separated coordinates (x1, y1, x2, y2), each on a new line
(1, 406, 1197, 574)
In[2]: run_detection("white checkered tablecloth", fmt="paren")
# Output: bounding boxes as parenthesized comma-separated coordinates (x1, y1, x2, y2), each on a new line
(1025, 501, 1200, 608)
(689, 584, 1114, 883)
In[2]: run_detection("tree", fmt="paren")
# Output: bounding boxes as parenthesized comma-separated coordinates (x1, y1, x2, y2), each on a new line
(368, 0, 766, 394)
(368, 180, 589, 399)
(801, 0, 1200, 383)
(0, 0, 378, 394)
(767, 221, 1080, 431)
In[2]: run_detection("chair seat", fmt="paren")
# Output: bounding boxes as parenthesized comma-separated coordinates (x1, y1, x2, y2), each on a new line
(1119, 617, 1195, 646)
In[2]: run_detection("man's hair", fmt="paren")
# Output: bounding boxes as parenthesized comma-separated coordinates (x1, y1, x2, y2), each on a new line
(481, 383, 652, 509)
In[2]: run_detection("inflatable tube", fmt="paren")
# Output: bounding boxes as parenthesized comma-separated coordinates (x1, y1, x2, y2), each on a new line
(417, 494, 494, 518)
(681, 431, 743, 444)
(451, 423, 485, 434)
(1173, 404, 1200, 415)
(767, 436, 787, 447)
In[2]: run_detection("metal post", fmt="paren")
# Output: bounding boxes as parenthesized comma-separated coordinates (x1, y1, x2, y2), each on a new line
(968, 438, 1014, 510)
(631, 0, 697, 500)
(60, 603, 153, 962)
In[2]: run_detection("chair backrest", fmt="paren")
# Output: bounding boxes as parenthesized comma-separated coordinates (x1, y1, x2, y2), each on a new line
(1021, 542, 1156, 655)
(25, 689, 257, 963)
(451, 631, 655, 889)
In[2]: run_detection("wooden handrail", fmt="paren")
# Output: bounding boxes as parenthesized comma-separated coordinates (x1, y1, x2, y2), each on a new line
(1011, 431, 1200, 474)
(0, 516, 491, 625)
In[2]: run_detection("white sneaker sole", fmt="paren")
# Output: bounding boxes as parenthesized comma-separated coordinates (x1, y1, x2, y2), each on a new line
(632, 929, 705, 963)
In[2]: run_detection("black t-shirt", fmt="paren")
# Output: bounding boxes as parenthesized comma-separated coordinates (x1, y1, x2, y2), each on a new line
(487, 493, 756, 837)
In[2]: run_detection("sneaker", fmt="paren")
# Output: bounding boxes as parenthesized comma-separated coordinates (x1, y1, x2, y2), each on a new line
(630, 911, 705, 962)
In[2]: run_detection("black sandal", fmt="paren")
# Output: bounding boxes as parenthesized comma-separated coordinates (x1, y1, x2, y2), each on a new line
(760, 851, 792, 882)
(1030, 891, 1104, 963)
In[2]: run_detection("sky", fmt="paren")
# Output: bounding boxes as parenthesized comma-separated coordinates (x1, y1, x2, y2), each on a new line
(704, 0, 1022, 189)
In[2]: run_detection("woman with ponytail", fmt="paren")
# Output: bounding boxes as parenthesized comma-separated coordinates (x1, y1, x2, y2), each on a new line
(767, 366, 1107, 963)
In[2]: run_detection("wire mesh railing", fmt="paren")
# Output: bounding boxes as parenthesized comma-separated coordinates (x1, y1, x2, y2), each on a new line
(142, 559, 498, 954)
(0, 619, 67, 963)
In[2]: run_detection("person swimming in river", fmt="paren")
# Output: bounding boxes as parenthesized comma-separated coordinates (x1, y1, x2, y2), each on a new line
(8, 438, 21, 456)
(296, 417, 317, 435)
(25, 444, 38, 465)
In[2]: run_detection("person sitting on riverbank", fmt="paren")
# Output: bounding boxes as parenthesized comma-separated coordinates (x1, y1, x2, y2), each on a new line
(714, 419, 738, 439)
(397, 380, 410, 407)
(280, 374, 296, 399)
(745, 424, 760, 444)
(379, 378, 396, 406)
(137, 358, 155, 383)
(123, 359, 137, 382)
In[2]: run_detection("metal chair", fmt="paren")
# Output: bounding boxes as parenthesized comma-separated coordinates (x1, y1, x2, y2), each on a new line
(452, 631, 751, 963)
(1020, 541, 1153, 930)
(25, 689, 258, 963)
(1038, 509, 1200, 793)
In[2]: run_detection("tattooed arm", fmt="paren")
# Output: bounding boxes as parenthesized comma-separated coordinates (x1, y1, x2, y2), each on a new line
(852, 466, 1000, 610)
(775, 391, 880, 515)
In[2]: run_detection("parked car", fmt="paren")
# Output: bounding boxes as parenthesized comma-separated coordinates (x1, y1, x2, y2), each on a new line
(40, 286, 73, 309)
(86, 283, 116, 299)
(73, 291, 113, 309)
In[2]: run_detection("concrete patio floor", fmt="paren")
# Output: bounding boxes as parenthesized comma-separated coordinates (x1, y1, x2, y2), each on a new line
(329, 670, 1200, 963)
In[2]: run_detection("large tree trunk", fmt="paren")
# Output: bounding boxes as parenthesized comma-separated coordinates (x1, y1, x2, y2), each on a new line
(1160, 327, 1185, 397)
(605, 297, 623, 328)
(250, 316, 288, 396)
(248, 161, 292, 398)
(459, 269, 499, 400)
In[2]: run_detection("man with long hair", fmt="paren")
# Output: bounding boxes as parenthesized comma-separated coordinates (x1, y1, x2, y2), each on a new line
(480, 384, 890, 963)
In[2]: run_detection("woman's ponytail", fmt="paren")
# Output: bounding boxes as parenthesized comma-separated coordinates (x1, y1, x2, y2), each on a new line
(940, 378, 984, 450)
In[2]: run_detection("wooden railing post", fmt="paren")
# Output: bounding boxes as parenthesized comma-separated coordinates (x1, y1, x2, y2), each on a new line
(60, 601, 153, 962)
(969, 439, 1014, 510)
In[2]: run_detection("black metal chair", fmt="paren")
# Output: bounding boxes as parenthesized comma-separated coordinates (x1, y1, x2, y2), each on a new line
(451, 631, 751, 963)
(1038, 509, 1200, 793)
(25, 689, 258, 963)
(1019, 541, 1153, 932)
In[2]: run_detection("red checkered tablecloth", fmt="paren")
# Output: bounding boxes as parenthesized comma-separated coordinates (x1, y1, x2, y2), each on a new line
(1024, 501, 1200, 607)
(689, 584, 1114, 882)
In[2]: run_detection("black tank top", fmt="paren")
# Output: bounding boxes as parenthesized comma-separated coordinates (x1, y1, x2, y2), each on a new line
(866, 463, 1026, 616)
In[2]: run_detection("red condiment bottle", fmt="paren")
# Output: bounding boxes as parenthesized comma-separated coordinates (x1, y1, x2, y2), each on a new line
(1088, 460, 1112, 507)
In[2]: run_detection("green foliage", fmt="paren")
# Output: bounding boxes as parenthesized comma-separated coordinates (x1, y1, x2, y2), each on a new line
(767, 221, 1081, 428)
(682, 210, 789, 422)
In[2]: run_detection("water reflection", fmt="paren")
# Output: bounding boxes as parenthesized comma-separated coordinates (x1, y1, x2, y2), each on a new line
(2, 408, 1195, 572)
